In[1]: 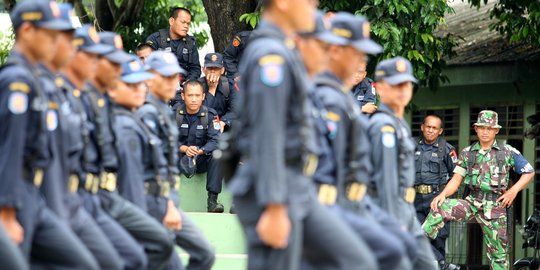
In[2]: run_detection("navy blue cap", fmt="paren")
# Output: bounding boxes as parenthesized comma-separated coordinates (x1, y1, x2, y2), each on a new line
(375, 56, 418, 85)
(73, 24, 112, 55)
(204, 53, 224, 68)
(10, 0, 74, 31)
(99, 32, 133, 64)
(329, 12, 382, 55)
(298, 11, 342, 45)
(146, 51, 186, 76)
(57, 3, 76, 31)
(120, 57, 154, 84)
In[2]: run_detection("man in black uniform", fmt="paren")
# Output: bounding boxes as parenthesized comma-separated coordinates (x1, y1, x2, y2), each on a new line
(177, 80, 224, 213)
(350, 61, 378, 114)
(198, 52, 235, 132)
(223, 30, 251, 81)
(227, 0, 376, 269)
(146, 7, 201, 81)
(414, 114, 459, 270)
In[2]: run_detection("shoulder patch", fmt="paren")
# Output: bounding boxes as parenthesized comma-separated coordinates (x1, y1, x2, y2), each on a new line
(380, 125, 395, 133)
(8, 92, 28, 114)
(382, 132, 395, 148)
(326, 111, 341, 122)
(232, 36, 241, 47)
(9, 82, 30, 93)
(46, 110, 58, 131)
(260, 60, 284, 88)
(213, 121, 220, 130)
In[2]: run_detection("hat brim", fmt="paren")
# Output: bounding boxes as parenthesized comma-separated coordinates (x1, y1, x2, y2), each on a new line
(381, 73, 418, 85)
(154, 65, 186, 77)
(204, 63, 223, 68)
(473, 123, 502, 129)
(80, 44, 113, 55)
(37, 19, 74, 31)
(104, 50, 133, 64)
(351, 39, 383, 55)
(121, 72, 154, 84)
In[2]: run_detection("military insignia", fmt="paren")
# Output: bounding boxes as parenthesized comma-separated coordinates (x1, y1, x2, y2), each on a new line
(8, 92, 28, 115)
(165, 47, 172, 52)
(396, 59, 407, 73)
(371, 85, 376, 95)
(332, 28, 352, 38)
(50, 1, 61, 18)
(362, 22, 371, 38)
(211, 54, 218, 62)
(357, 95, 364, 101)
(259, 55, 285, 66)
(382, 132, 395, 148)
(260, 64, 284, 87)
(97, 98, 105, 108)
(232, 38, 241, 47)
(55, 77, 64, 87)
(73, 89, 81, 98)
(213, 121, 220, 130)
(326, 111, 341, 122)
(46, 110, 58, 131)
(431, 152, 438, 158)
(380, 125, 395, 133)
(180, 124, 188, 128)
(114, 35, 123, 49)
(196, 125, 204, 129)
(22, 12, 43, 21)
(9, 82, 30, 93)
(48, 101, 59, 109)
(450, 149, 458, 163)
(182, 48, 188, 54)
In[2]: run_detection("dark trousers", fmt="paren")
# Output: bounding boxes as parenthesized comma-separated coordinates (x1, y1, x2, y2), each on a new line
(415, 192, 449, 261)
(99, 190, 174, 270)
(181, 154, 223, 194)
(0, 224, 28, 270)
(330, 203, 409, 270)
(234, 189, 378, 270)
(17, 183, 99, 270)
(80, 190, 147, 270)
(146, 195, 216, 270)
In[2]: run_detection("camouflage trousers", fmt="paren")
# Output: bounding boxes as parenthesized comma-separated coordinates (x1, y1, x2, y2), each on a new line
(422, 195, 508, 270)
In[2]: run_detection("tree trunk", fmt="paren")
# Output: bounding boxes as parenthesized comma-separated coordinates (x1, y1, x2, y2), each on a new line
(202, 0, 257, 52)
(94, 0, 114, 30)
(67, 0, 91, 24)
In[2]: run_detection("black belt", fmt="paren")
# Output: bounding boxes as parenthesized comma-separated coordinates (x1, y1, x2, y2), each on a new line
(470, 190, 499, 202)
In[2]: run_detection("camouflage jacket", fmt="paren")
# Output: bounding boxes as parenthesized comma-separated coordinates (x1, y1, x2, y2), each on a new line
(453, 140, 534, 193)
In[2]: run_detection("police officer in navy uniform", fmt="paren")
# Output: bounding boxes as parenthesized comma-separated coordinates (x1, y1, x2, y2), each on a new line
(228, 1, 376, 269)
(140, 51, 216, 269)
(198, 53, 236, 132)
(350, 61, 378, 114)
(223, 30, 251, 81)
(0, 1, 103, 268)
(368, 56, 438, 269)
(177, 80, 224, 213)
(414, 114, 459, 270)
(39, 5, 129, 269)
(61, 25, 149, 270)
(81, 32, 174, 270)
(146, 7, 201, 81)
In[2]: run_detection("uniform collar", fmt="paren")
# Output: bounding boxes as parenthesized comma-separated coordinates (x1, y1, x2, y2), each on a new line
(147, 93, 168, 108)
(180, 104, 206, 117)
(419, 136, 442, 147)
(471, 139, 502, 151)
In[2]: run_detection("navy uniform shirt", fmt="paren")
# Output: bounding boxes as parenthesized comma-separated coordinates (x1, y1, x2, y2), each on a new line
(137, 94, 181, 201)
(351, 77, 376, 107)
(36, 65, 72, 220)
(228, 21, 318, 208)
(222, 30, 251, 79)
(80, 84, 119, 174)
(198, 76, 236, 127)
(0, 51, 50, 209)
(368, 103, 419, 232)
(177, 104, 219, 154)
(414, 137, 457, 186)
(113, 105, 168, 210)
(146, 29, 201, 81)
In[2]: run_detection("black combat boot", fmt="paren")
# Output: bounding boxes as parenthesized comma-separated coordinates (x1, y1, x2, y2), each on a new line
(207, 192, 224, 213)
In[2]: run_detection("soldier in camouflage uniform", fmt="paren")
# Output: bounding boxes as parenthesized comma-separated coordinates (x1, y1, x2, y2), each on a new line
(423, 110, 536, 270)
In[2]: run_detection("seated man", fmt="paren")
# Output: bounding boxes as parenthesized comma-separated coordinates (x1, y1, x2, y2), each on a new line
(198, 52, 235, 132)
(177, 80, 224, 213)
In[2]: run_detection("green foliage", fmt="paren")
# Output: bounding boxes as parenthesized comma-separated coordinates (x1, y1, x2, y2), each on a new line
(468, 0, 540, 45)
(320, 0, 457, 88)
(0, 27, 14, 65)
(239, 11, 260, 29)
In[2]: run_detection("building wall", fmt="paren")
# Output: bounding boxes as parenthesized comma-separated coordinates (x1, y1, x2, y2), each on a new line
(410, 63, 540, 264)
